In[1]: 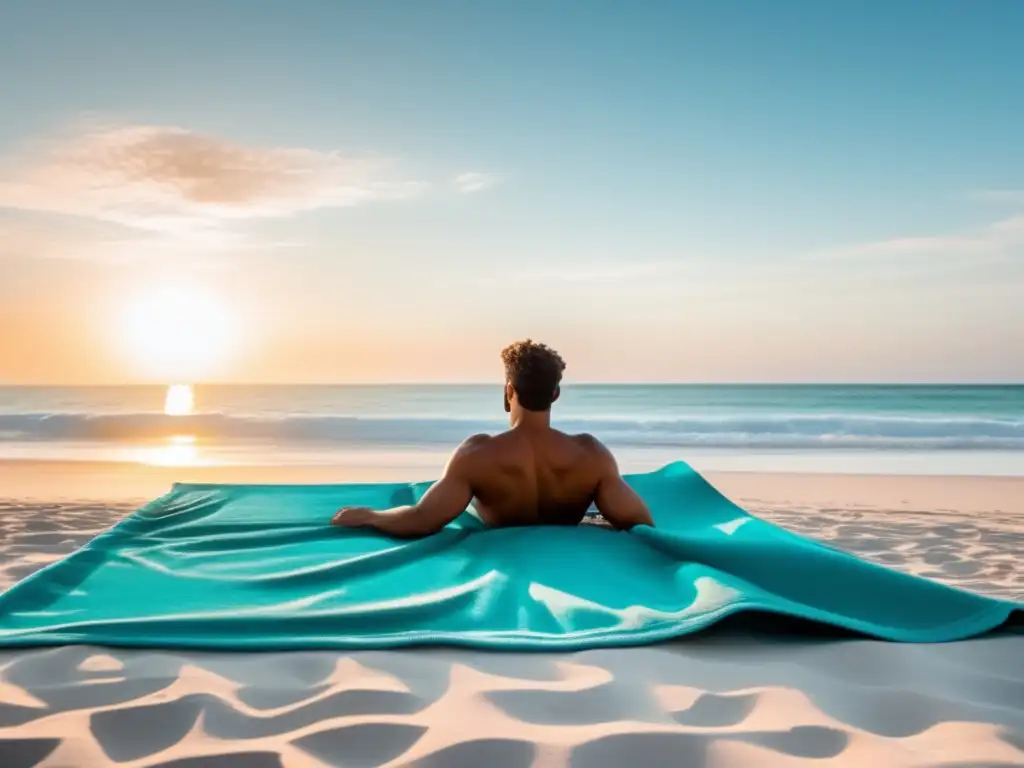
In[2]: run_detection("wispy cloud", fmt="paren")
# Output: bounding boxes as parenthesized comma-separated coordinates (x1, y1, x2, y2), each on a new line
(968, 188, 1024, 206)
(453, 171, 500, 194)
(0, 213, 138, 263)
(813, 214, 1024, 261)
(818, 235, 992, 260)
(0, 122, 427, 238)
(463, 260, 699, 289)
(989, 214, 1024, 237)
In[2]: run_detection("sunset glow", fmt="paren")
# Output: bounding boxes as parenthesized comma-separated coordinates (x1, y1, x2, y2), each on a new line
(1, 5, 1023, 386)
(123, 289, 235, 382)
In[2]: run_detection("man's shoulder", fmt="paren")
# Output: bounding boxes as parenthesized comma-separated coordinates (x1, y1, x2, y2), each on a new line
(570, 431, 605, 449)
(451, 433, 497, 461)
(452, 432, 493, 455)
(459, 433, 494, 450)
(446, 434, 495, 476)
(569, 432, 614, 461)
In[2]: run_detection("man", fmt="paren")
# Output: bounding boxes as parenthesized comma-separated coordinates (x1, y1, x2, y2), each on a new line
(331, 339, 654, 536)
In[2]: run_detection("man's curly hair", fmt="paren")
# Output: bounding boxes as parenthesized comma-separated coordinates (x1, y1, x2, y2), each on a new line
(500, 339, 566, 412)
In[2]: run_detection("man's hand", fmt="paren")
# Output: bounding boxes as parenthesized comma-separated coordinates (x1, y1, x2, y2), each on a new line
(327, 436, 482, 536)
(331, 506, 375, 527)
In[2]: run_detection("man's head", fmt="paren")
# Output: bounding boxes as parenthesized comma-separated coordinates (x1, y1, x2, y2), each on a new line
(500, 339, 566, 414)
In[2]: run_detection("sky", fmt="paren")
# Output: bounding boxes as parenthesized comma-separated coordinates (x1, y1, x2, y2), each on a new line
(1, 0, 1022, 385)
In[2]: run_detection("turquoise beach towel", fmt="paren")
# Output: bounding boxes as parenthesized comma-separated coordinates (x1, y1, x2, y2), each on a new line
(0, 462, 1018, 650)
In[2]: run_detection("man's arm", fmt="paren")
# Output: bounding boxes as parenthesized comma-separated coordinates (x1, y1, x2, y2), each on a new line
(331, 435, 486, 537)
(585, 436, 654, 530)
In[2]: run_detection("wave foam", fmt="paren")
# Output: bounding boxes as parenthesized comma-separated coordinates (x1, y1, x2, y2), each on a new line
(1, 412, 1023, 451)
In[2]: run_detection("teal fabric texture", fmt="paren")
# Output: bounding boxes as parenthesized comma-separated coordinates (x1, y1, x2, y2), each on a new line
(0, 462, 1018, 650)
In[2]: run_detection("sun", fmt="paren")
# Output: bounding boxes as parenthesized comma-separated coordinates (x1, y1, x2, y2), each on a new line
(122, 287, 236, 381)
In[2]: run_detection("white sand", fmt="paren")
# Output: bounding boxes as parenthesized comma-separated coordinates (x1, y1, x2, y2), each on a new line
(0, 470, 1021, 767)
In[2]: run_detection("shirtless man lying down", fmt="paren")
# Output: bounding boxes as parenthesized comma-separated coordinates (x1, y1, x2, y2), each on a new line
(331, 339, 654, 537)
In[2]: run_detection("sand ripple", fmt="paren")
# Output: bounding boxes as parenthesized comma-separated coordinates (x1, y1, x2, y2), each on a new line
(0, 639, 1021, 767)
(755, 505, 1023, 602)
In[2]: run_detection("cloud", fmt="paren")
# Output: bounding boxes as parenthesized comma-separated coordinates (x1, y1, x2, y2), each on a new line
(968, 189, 1024, 206)
(990, 214, 1024, 237)
(462, 260, 708, 291)
(528, 261, 688, 284)
(0, 123, 427, 237)
(818, 235, 992, 260)
(453, 171, 500, 194)
(814, 214, 1024, 261)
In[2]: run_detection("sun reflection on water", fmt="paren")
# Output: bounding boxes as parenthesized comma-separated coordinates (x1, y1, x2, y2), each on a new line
(164, 384, 194, 416)
(139, 384, 201, 466)
(144, 435, 200, 467)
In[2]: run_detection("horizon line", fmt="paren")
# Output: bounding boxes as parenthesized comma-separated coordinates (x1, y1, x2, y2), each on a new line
(1, 381, 1022, 388)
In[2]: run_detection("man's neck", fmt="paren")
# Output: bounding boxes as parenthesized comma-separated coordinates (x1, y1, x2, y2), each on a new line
(510, 408, 551, 431)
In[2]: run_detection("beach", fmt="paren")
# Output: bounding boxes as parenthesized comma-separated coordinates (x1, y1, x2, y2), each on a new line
(5, 0, 1024, 762)
(1, 462, 1020, 767)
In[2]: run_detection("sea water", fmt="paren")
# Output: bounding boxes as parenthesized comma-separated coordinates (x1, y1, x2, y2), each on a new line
(0, 384, 1022, 476)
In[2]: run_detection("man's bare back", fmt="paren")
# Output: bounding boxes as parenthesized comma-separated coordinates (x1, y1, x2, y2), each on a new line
(464, 427, 648, 528)
(331, 340, 653, 537)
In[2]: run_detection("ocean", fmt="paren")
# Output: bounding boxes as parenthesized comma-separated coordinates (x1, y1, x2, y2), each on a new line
(1, 384, 1022, 476)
